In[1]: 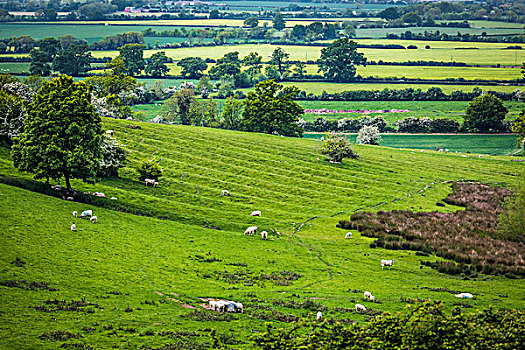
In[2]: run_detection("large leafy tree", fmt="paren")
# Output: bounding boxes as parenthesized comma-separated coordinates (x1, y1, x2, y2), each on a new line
(118, 43, 145, 76)
(29, 48, 52, 76)
(270, 47, 290, 80)
(273, 11, 285, 30)
(11, 75, 103, 193)
(38, 37, 61, 60)
(239, 80, 303, 137)
(244, 17, 259, 28)
(464, 93, 508, 132)
(177, 57, 208, 79)
(161, 89, 197, 125)
(145, 51, 169, 77)
(318, 38, 366, 82)
(209, 51, 241, 79)
(52, 43, 91, 76)
(85, 58, 137, 96)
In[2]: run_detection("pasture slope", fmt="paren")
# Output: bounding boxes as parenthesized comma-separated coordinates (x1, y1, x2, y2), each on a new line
(0, 119, 524, 349)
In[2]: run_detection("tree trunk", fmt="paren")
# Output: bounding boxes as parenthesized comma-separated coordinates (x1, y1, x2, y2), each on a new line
(64, 174, 73, 195)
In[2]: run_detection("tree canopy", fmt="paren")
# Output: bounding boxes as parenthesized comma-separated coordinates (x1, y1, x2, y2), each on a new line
(239, 80, 303, 137)
(270, 47, 290, 80)
(273, 12, 286, 31)
(177, 57, 208, 79)
(464, 93, 508, 132)
(145, 51, 169, 77)
(11, 75, 103, 192)
(318, 38, 366, 82)
(118, 43, 145, 76)
(52, 43, 91, 76)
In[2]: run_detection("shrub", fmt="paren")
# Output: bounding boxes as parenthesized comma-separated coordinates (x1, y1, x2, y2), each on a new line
(137, 159, 162, 181)
(356, 125, 382, 145)
(98, 135, 127, 177)
(319, 132, 359, 163)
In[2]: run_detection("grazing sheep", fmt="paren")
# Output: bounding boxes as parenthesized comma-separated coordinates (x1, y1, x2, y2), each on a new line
(370, 295, 375, 302)
(251, 210, 261, 217)
(345, 232, 352, 239)
(106, 130, 114, 136)
(455, 293, 473, 299)
(364, 291, 372, 300)
(261, 231, 268, 240)
(235, 302, 243, 313)
(381, 259, 395, 270)
(221, 190, 231, 196)
(316, 311, 322, 320)
(144, 178, 157, 187)
(355, 304, 366, 312)
(90, 216, 97, 223)
(80, 210, 93, 218)
(93, 192, 105, 198)
(244, 226, 258, 235)
(72, 211, 78, 217)
(66, 196, 74, 201)
(209, 300, 217, 311)
(71, 223, 76, 231)
(51, 184, 61, 191)
(154, 181, 159, 187)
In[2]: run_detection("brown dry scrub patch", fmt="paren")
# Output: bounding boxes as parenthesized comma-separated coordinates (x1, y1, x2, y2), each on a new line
(338, 182, 525, 278)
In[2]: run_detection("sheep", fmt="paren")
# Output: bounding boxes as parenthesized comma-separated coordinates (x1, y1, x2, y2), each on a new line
(106, 130, 114, 136)
(66, 196, 74, 201)
(244, 226, 258, 235)
(355, 304, 366, 312)
(144, 178, 157, 187)
(370, 295, 375, 302)
(51, 184, 61, 191)
(72, 211, 78, 218)
(235, 302, 243, 313)
(455, 293, 473, 299)
(364, 291, 372, 300)
(209, 300, 217, 311)
(90, 216, 97, 224)
(345, 232, 352, 239)
(221, 190, 231, 196)
(261, 231, 268, 240)
(381, 259, 395, 270)
(250, 210, 262, 217)
(93, 192, 105, 198)
(316, 311, 322, 320)
(80, 210, 93, 218)
(71, 223, 76, 231)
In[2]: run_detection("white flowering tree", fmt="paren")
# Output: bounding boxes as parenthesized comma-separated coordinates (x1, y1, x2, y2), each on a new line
(356, 125, 382, 145)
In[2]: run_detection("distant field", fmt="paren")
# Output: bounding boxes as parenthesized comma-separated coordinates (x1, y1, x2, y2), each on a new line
(463, 20, 525, 29)
(304, 133, 521, 156)
(0, 62, 29, 73)
(87, 43, 525, 66)
(133, 100, 523, 124)
(357, 26, 525, 39)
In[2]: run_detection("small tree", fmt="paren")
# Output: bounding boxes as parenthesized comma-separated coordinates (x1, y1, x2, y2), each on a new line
(464, 93, 508, 133)
(221, 96, 243, 130)
(29, 48, 52, 76)
(137, 159, 162, 181)
(511, 110, 525, 152)
(318, 38, 366, 82)
(177, 57, 208, 79)
(118, 43, 145, 76)
(270, 47, 290, 80)
(356, 125, 382, 145)
(161, 88, 197, 125)
(320, 132, 359, 163)
(145, 51, 169, 77)
(98, 135, 127, 177)
(11, 75, 102, 193)
(0, 90, 26, 144)
(273, 12, 286, 31)
(244, 17, 259, 28)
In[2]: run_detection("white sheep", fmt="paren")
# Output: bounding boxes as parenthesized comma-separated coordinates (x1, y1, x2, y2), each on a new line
(90, 216, 97, 223)
(106, 130, 114, 136)
(381, 259, 395, 270)
(316, 311, 322, 320)
(93, 192, 105, 198)
(80, 210, 92, 218)
(221, 190, 231, 196)
(261, 231, 268, 240)
(244, 226, 257, 235)
(355, 304, 366, 312)
(144, 178, 157, 187)
(72, 211, 78, 218)
(455, 293, 473, 299)
(364, 291, 372, 300)
(370, 295, 375, 302)
(209, 300, 217, 311)
(66, 197, 74, 201)
(251, 210, 261, 217)
(345, 232, 352, 239)
(51, 184, 61, 191)
(71, 223, 76, 231)
(235, 302, 243, 313)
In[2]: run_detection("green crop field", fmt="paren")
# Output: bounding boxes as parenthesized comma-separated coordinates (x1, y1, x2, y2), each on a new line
(356, 26, 524, 39)
(0, 62, 30, 74)
(304, 133, 521, 156)
(87, 43, 525, 66)
(0, 118, 524, 348)
(133, 99, 523, 124)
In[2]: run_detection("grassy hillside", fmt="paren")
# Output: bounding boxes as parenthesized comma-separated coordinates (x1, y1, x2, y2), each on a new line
(1, 120, 524, 349)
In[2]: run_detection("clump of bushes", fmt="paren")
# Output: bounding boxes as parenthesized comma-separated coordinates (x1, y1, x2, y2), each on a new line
(137, 159, 163, 181)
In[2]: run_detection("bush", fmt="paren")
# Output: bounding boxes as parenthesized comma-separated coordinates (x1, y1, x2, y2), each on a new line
(356, 125, 382, 145)
(319, 132, 359, 163)
(137, 159, 162, 181)
(98, 135, 127, 177)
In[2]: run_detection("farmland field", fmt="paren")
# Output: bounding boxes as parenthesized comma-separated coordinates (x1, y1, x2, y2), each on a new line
(304, 133, 521, 156)
(0, 119, 523, 349)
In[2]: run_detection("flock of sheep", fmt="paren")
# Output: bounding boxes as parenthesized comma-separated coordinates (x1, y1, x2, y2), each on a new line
(70, 209, 97, 231)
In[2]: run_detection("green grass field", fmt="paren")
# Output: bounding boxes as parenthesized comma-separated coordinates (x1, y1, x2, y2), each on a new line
(0, 119, 524, 348)
(304, 133, 521, 156)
